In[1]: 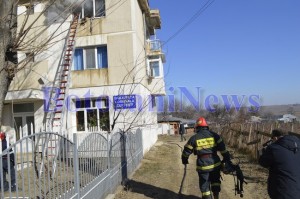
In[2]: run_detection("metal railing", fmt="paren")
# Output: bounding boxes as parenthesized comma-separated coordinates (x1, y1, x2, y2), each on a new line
(0, 130, 144, 199)
(147, 39, 162, 52)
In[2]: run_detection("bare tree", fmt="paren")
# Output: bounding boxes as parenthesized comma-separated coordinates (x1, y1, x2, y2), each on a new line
(0, 1, 17, 126)
(0, 0, 84, 126)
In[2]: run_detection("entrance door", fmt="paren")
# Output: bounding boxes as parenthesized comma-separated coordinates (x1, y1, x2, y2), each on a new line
(14, 114, 35, 141)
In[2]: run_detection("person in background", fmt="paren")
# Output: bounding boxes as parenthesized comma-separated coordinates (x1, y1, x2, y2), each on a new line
(259, 129, 300, 199)
(181, 117, 232, 199)
(0, 132, 16, 192)
(179, 122, 186, 142)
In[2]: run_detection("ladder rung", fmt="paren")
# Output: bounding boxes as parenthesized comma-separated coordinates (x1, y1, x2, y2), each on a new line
(53, 118, 60, 120)
(61, 80, 67, 83)
(56, 98, 64, 100)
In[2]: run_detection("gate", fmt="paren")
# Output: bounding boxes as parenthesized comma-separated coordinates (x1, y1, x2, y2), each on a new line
(0, 130, 144, 199)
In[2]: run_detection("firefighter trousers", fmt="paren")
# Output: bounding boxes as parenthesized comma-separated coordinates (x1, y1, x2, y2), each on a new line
(198, 168, 221, 198)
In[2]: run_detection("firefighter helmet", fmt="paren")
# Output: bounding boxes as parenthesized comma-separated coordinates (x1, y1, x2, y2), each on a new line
(195, 117, 208, 127)
(0, 132, 6, 140)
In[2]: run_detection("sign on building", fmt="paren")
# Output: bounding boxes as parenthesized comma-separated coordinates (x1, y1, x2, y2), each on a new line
(113, 95, 136, 109)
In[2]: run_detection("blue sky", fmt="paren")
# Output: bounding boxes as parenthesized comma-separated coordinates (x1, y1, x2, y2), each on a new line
(150, 0, 300, 106)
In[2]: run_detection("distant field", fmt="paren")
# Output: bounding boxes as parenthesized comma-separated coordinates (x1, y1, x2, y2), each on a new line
(260, 104, 300, 117)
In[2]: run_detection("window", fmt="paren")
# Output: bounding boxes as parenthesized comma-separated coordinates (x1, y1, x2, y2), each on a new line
(81, 0, 105, 18)
(13, 103, 35, 140)
(75, 97, 110, 132)
(148, 56, 162, 77)
(73, 46, 108, 70)
(150, 61, 160, 77)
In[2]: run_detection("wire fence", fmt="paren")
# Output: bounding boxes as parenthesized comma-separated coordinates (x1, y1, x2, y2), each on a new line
(0, 129, 146, 199)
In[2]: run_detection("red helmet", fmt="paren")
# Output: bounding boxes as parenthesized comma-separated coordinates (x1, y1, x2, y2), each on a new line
(0, 132, 6, 140)
(195, 117, 208, 127)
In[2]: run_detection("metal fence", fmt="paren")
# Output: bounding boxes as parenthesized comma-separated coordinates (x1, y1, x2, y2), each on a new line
(0, 130, 143, 199)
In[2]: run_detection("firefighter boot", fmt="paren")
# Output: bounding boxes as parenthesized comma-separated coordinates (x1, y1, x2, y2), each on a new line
(213, 192, 219, 199)
(202, 195, 213, 199)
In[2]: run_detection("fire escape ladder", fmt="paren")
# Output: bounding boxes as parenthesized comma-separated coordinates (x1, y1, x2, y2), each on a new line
(40, 14, 79, 177)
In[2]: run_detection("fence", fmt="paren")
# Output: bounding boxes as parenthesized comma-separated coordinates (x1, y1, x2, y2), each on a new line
(210, 122, 300, 160)
(0, 127, 157, 199)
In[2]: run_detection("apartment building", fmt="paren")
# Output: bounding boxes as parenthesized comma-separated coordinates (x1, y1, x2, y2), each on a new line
(2, 0, 166, 141)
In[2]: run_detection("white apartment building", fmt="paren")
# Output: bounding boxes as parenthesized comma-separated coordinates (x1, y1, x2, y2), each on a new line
(2, 0, 166, 141)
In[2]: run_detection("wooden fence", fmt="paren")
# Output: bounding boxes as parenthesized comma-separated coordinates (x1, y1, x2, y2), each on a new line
(210, 122, 300, 160)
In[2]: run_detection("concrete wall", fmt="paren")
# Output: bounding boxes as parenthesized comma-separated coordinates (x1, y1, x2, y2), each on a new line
(140, 125, 159, 155)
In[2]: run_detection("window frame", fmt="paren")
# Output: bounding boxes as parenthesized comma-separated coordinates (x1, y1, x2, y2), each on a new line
(147, 56, 163, 78)
(75, 97, 110, 132)
(81, 0, 106, 18)
(73, 45, 108, 70)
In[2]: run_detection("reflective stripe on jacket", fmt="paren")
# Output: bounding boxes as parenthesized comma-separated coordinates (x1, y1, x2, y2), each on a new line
(182, 128, 230, 172)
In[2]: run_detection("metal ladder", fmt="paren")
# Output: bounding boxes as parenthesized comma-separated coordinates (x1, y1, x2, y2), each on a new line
(40, 14, 79, 177)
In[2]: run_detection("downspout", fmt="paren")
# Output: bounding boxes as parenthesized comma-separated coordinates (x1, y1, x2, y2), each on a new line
(143, 13, 149, 78)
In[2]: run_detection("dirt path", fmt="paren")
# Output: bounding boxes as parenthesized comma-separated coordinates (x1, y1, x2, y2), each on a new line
(114, 134, 269, 199)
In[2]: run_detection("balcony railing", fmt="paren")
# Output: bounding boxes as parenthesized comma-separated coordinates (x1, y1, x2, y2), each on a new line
(147, 39, 166, 63)
(148, 39, 162, 52)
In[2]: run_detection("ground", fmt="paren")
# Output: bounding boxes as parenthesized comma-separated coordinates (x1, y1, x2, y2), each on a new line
(114, 134, 269, 199)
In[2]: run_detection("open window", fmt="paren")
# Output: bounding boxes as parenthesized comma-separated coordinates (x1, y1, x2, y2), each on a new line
(81, 0, 105, 18)
(147, 56, 163, 78)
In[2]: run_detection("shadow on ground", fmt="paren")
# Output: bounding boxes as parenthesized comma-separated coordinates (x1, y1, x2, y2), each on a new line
(125, 180, 200, 199)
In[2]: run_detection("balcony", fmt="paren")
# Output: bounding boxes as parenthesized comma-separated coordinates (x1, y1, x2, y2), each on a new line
(146, 39, 166, 63)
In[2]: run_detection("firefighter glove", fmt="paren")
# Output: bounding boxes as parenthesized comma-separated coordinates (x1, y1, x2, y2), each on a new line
(222, 160, 235, 174)
(182, 157, 189, 165)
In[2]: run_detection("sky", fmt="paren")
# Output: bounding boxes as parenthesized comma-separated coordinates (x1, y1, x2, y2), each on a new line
(150, 0, 300, 106)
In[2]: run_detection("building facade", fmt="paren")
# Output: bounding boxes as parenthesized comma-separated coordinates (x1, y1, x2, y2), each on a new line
(2, 0, 165, 141)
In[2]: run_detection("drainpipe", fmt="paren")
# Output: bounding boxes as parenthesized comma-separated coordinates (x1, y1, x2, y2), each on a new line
(143, 13, 149, 77)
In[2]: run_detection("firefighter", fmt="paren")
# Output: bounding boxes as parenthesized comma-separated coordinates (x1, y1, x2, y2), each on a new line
(0, 132, 16, 192)
(259, 129, 300, 199)
(181, 117, 232, 199)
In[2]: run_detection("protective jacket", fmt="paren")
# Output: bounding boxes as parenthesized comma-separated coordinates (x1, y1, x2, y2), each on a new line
(182, 128, 230, 173)
(259, 135, 300, 199)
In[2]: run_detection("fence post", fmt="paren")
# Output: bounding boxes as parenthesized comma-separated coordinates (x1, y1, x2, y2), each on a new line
(73, 133, 80, 199)
(261, 123, 265, 145)
(270, 124, 273, 134)
(255, 123, 259, 159)
(19, 126, 23, 140)
(248, 123, 252, 143)
(107, 132, 112, 194)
